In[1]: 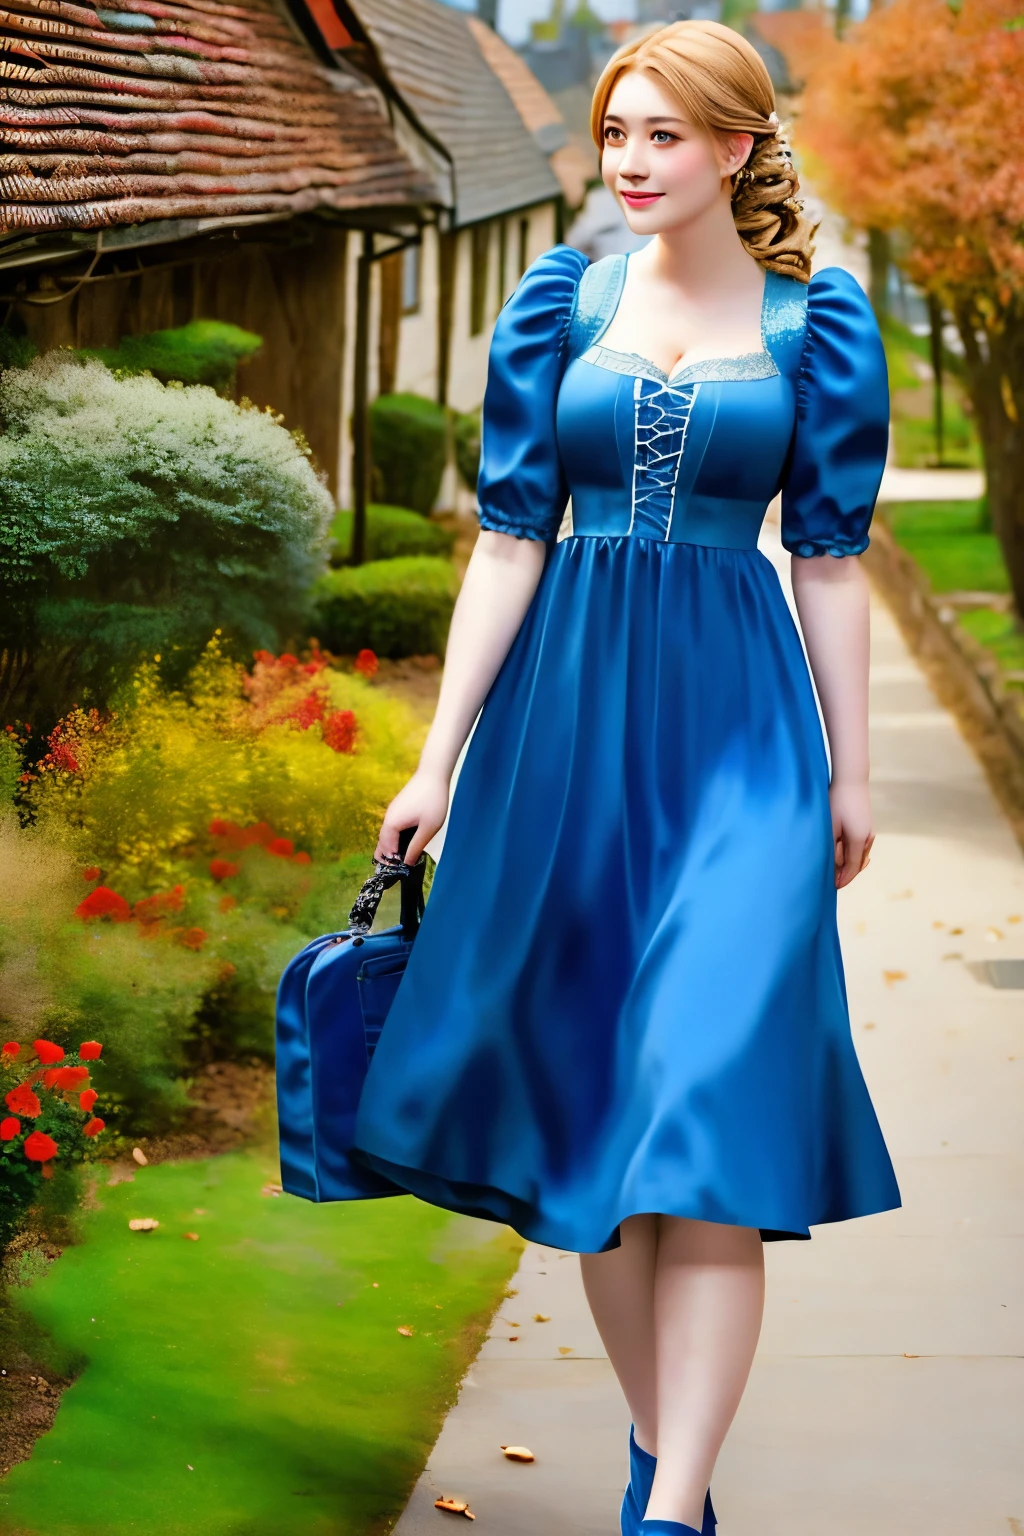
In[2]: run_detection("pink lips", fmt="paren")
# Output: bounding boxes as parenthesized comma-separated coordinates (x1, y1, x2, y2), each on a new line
(621, 191, 663, 208)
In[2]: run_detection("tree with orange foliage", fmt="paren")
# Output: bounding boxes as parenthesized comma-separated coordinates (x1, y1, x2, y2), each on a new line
(798, 0, 1024, 610)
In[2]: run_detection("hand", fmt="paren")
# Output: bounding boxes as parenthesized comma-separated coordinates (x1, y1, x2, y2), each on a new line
(829, 780, 874, 889)
(373, 767, 451, 867)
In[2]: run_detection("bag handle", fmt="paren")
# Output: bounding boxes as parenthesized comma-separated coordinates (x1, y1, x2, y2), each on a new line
(347, 826, 426, 946)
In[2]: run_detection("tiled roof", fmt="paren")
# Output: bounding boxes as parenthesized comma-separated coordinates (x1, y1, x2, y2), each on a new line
(0, 0, 433, 234)
(465, 16, 594, 209)
(342, 0, 561, 227)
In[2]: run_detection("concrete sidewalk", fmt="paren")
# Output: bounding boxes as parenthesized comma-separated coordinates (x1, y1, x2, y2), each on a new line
(397, 541, 1024, 1535)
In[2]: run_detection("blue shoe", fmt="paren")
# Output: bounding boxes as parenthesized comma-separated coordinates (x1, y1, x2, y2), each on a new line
(621, 1426, 716, 1535)
(620, 1425, 656, 1535)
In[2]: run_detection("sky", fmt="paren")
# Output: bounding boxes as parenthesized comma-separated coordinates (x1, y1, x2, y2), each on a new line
(439, 0, 638, 46)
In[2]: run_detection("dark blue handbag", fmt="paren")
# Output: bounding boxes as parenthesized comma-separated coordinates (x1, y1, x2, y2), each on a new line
(275, 829, 425, 1201)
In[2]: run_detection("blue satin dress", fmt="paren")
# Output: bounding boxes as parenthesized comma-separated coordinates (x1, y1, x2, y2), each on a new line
(348, 245, 902, 1251)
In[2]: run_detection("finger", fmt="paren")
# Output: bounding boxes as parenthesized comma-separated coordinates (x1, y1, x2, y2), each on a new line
(373, 817, 402, 865)
(839, 834, 867, 889)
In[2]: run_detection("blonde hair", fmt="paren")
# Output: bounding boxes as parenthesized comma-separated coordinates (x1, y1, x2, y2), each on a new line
(590, 20, 815, 282)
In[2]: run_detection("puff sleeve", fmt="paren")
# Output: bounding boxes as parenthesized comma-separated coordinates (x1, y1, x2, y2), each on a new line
(780, 267, 890, 559)
(476, 244, 589, 543)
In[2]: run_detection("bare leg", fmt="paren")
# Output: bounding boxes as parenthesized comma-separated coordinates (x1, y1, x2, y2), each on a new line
(578, 1213, 659, 1453)
(645, 1216, 765, 1528)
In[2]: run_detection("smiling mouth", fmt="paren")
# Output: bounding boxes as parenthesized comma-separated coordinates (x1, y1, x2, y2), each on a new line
(620, 190, 663, 207)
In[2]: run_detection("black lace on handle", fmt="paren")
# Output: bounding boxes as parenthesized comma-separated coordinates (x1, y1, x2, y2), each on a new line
(347, 828, 425, 945)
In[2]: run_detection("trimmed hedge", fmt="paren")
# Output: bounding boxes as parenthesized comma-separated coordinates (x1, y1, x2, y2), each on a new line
(453, 408, 481, 492)
(312, 557, 458, 658)
(370, 393, 448, 515)
(331, 504, 456, 564)
(81, 320, 263, 393)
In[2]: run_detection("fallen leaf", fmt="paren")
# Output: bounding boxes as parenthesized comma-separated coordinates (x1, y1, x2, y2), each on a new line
(397, 1326, 414, 1337)
(193, 1208, 207, 1216)
(260, 1182, 283, 1197)
(890, 889, 913, 900)
(507, 1335, 519, 1342)
(128, 1218, 159, 1232)
(863, 1022, 876, 1031)
(557, 1346, 573, 1355)
(986, 928, 1003, 943)
(501, 1445, 535, 1462)
(131, 1147, 148, 1166)
(503, 1286, 519, 1298)
(187, 1464, 193, 1471)
(434, 1497, 475, 1519)
(183, 1232, 199, 1242)
(902, 1352, 918, 1359)
(882, 969, 907, 986)
(932, 920, 945, 929)
(1008, 915, 1021, 924)
(533, 1313, 551, 1322)
(949, 926, 964, 935)
(942, 952, 963, 961)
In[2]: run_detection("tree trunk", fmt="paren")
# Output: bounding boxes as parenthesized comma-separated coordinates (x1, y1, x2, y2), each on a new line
(956, 302, 1024, 613)
(867, 228, 890, 321)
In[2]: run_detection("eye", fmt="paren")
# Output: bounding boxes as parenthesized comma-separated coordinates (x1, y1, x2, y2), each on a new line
(651, 130, 678, 145)
(603, 125, 625, 143)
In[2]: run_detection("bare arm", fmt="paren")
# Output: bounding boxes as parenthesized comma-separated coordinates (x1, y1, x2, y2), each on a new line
(790, 553, 874, 889)
(373, 529, 548, 864)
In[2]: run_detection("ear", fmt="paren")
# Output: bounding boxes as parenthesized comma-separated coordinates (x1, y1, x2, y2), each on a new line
(716, 131, 754, 179)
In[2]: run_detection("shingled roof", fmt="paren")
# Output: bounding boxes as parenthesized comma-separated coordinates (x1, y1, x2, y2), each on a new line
(340, 0, 561, 228)
(0, 0, 435, 234)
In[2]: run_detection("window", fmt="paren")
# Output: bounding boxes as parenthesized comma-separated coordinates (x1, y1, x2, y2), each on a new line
(517, 216, 530, 279)
(469, 222, 490, 336)
(401, 241, 421, 315)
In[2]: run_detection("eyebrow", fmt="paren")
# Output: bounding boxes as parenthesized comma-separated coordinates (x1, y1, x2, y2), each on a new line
(603, 114, 687, 125)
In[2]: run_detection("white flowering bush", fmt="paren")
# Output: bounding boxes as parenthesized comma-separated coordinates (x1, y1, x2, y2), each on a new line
(0, 352, 334, 726)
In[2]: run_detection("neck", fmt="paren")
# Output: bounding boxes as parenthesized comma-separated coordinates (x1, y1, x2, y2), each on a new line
(639, 187, 762, 300)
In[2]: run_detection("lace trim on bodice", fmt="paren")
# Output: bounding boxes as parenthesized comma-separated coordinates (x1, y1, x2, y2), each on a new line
(580, 343, 779, 387)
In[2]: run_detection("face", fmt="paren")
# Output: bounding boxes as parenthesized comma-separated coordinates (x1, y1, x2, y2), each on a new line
(600, 69, 754, 236)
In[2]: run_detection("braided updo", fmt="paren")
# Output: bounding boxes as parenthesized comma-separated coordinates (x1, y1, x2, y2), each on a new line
(590, 19, 815, 283)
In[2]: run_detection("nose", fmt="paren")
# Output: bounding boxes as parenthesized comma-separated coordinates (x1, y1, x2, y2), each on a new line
(616, 133, 649, 183)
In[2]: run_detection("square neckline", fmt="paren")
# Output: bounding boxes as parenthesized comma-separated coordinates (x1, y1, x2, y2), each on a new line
(587, 251, 775, 387)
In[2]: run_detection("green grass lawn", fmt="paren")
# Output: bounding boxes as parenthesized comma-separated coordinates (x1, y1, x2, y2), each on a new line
(880, 315, 982, 469)
(958, 607, 1024, 682)
(0, 1148, 522, 1536)
(882, 500, 1008, 594)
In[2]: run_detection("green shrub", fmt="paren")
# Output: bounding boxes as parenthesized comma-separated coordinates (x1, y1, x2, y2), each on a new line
(369, 393, 448, 515)
(312, 557, 457, 659)
(0, 325, 36, 372)
(0, 352, 333, 731)
(80, 320, 263, 393)
(453, 407, 481, 492)
(330, 503, 455, 564)
(0, 733, 21, 806)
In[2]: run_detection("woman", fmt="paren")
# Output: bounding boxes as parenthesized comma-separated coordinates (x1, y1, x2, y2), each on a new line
(346, 21, 901, 1534)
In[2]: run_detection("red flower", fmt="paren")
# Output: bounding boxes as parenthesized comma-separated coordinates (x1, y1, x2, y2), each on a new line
(79, 1041, 102, 1060)
(41, 1164, 54, 1179)
(1, 1116, 20, 1141)
(24, 1129, 58, 1162)
(5, 1084, 40, 1117)
(354, 648, 379, 677)
(209, 858, 241, 883)
(49, 1066, 89, 1090)
(32, 1039, 64, 1065)
(267, 837, 294, 858)
(1, 1041, 19, 1058)
(83, 1117, 105, 1138)
(278, 653, 298, 667)
(218, 895, 237, 913)
(178, 927, 207, 952)
(76, 886, 132, 923)
(209, 817, 229, 837)
(323, 709, 358, 754)
(80, 1088, 98, 1112)
(292, 851, 312, 866)
(82, 866, 101, 882)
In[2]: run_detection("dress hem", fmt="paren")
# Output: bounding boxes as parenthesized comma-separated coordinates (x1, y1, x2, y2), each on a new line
(348, 1145, 902, 1254)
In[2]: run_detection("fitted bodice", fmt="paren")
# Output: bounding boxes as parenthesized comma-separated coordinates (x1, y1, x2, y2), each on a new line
(475, 246, 890, 562)
(557, 354, 796, 549)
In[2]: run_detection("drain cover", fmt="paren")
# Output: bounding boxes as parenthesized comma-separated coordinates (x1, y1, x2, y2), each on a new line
(968, 959, 1024, 989)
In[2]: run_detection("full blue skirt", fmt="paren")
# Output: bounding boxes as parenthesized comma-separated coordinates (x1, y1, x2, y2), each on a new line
(350, 536, 901, 1251)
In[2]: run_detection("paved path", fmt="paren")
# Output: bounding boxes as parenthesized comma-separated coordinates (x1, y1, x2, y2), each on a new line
(401, 523, 1023, 1535)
